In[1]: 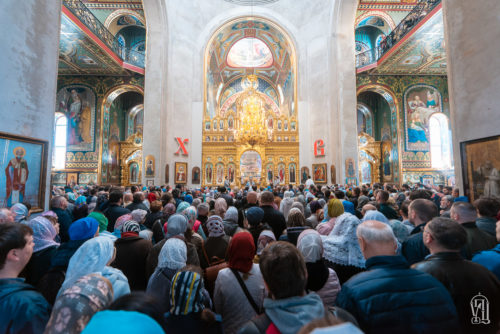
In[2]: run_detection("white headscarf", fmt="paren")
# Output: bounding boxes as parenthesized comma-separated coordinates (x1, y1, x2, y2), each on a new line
(297, 229, 323, 263)
(29, 216, 59, 253)
(280, 192, 295, 221)
(322, 213, 365, 268)
(158, 238, 187, 270)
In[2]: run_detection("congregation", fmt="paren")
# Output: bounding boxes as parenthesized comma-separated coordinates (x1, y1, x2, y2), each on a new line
(0, 181, 499, 333)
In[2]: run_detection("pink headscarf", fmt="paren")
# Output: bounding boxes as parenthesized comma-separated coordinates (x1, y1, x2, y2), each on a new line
(115, 214, 133, 232)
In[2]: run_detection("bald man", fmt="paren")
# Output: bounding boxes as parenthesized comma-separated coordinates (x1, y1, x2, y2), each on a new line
(336, 221, 459, 334)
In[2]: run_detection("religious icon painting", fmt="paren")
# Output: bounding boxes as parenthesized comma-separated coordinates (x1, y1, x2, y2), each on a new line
(146, 180, 154, 187)
(312, 163, 327, 184)
(215, 163, 224, 185)
(213, 120, 217, 131)
(174, 162, 188, 184)
(192, 167, 201, 184)
(0, 132, 48, 212)
(67, 173, 78, 187)
(278, 120, 282, 130)
(289, 163, 297, 184)
(145, 155, 155, 178)
(165, 164, 169, 183)
(129, 162, 140, 184)
(206, 136, 210, 142)
(330, 164, 336, 184)
(205, 163, 213, 184)
(227, 163, 236, 184)
(291, 122, 296, 131)
(266, 163, 274, 184)
(220, 136, 224, 142)
(220, 120, 224, 130)
(228, 116, 234, 130)
(301, 167, 310, 184)
(461, 135, 500, 202)
(277, 163, 286, 184)
(205, 122, 211, 131)
(284, 120, 288, 131)
(345, 158, 356, 178)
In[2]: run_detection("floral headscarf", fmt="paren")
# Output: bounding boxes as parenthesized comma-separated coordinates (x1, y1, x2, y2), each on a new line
(206, 215, 225, 237)
(45, 274, 113, 334)
(29, 216, 59, 253)
(182, 206, 197, 229)
(114, 214, 132, 232)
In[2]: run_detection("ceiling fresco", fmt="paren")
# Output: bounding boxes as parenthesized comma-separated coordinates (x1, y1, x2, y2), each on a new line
(59, 13, 131, 76)
(370, 9, 446, 75)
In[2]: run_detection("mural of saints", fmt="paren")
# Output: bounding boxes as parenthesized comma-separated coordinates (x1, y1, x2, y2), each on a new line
(205, 164, 213, 184)
(228, 164, 235, 183)
(5, 147, 29, 206)
(278, 164, 285, 183)
(216, 164, 224, 184)
(289, 164, 296, 183)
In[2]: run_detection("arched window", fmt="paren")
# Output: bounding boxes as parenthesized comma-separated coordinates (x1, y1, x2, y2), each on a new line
(227, 38, 273, 68)
(429, 113, 452, 169)
(53, 113, 67, 170)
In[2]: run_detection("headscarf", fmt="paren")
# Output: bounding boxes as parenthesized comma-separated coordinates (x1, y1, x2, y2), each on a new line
(162, 203, 176, 221)
(224, 206, 238, 224)
(29, 216, 59, 253)
(280, 196, 294, 221)
(45, 274, 113, 334)
(88, 211, 108, 233)
(214, 198, 227, 217)
(67, 193, 76, 202)
(389, 219, 410, 243)
(257, 230, 276, 256)
(362, 210, 389, 224)
(164, 214, 188, 238)
(318, 198, 326, 209)
(342, 200, 356, 215)
(291, 202, 304, 215)
(158, 238, 187, 270)
(10, 203, 28, 223)
(176, 201, 190, 214)
(182, 206, 197, 229)
(297, 229, 323, 263)
(122, 221, 141, 234)
(68, 217, 99, 241)
(42, 210, 58, 219)
(114, 214, 132, 232)
(131, 209, 147, 224)
(60, 236, 115, 294)
(75, 196, 87, 206)
(184, 194, 193, 204)
(284, 191, 294, 199)
(322, 213, 365, 268)
(228, 231, 255, 273)
(206, 215, 225, 237)
(170, 271, 205, 315)
(147, 193, 157, 203)
(327, 199, 344, 218)
(81, 311, 164, 334)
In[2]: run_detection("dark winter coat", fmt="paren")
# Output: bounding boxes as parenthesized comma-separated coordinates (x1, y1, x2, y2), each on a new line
(260, 205, 287, 240)
(112, 235, 152, 290)
(51, 207, 73, 243)
(104, 204, 131, 232)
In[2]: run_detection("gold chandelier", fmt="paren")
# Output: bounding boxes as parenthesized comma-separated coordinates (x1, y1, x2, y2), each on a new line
(233, 76, 273, 146)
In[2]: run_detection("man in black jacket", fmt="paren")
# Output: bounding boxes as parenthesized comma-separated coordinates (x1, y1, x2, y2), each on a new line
(414, 217, 500, 334)
(104, 190, 130, 232)
(402, 199, 438, 265)
(259, 191, 286, 240)
(50, 195, 73, 243)
(125, 191, 150, 212)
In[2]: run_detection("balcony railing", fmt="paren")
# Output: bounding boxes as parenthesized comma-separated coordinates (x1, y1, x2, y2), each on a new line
(356, 0, 441, 69)
(356, 48, 380, 68)
(63, 0, 145, 69)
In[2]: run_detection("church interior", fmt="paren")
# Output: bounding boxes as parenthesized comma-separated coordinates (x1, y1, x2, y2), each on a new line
(0, 0, 498, 210)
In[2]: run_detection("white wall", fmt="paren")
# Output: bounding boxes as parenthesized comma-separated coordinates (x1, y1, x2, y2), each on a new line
(443, 0, 500, 193)
(143, 0, 358, 186)
(0, 0, 61, 208)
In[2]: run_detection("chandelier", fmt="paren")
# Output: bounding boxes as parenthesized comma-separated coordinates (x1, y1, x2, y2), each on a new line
(233, 76, 273, 146)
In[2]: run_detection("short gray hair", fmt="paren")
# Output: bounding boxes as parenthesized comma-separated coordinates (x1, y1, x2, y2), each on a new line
(50, 195, 67, 209)
(0, 209, 12, 223)
(357, 220, 397, 244)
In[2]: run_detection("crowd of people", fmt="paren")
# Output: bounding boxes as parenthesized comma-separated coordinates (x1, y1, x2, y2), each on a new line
(0, 181, 499, 333)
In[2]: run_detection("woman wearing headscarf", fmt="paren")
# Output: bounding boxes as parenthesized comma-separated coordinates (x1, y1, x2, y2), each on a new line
(214, 232, 265, 334)
(222, 206, 240, 236)
(214, 198, 227, 218)
(161, 203, 176, 226)
(73, 196, 88, 221)
(322, 213, 366, 284)
(255, 230, 276, 261)
(165, 270, 223, 333)
(183, 206, 206, 240)
(279, 191, 294, 222)
(297, 229, 340, 306)
(44, 274, 113, 334)
(316, 199, 344, 236)
(279, 209, 311, 245)
(296, 194, 312, 218)
(24, 216, 60, 285)
(88, 194, 109, 233)
(204, 215, 231, 264)
(82, 311, 165, 334)
(146, 214, 200, 279)
(147, 192, 157, 204)
(10, 203, 29, 223)
(60, 236, 130, 299)
(112, 213, 132, 238)
(112, 220, 152, 290)
(176, 201, 190, 214)
(146, 238, 187, 313)
(362, 210, 389, 224)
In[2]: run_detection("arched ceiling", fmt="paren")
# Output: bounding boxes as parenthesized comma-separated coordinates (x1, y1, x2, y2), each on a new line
(207, 18, 294, 88)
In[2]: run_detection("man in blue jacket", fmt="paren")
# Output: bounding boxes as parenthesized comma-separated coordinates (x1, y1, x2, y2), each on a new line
(0, 223, 51, 333)
(336, 220, 459, 334)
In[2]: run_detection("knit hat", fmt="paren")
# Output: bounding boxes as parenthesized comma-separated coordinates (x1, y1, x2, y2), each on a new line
(165, 214, 188, 238)
(246, 207, 264, 227)
(158, 238, 187, 270)
(327, 199, 344, 218)
(224, 206, 238, 224)
(122, 221, 140, 234)
(69, 217, 99, 241)
(206, 215, 225, 237)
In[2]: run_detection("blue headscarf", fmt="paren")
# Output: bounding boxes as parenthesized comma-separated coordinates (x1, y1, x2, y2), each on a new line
(176, 201, 190, 213)
(362, 210, 389, 224)
(69, 217, 99, 241)
(184, 194, 193, 204)
(10, 203, 28, 223)
(342, 200, 356, 215)
(82, 311, 164, 334)
(75, 196, 87, 206)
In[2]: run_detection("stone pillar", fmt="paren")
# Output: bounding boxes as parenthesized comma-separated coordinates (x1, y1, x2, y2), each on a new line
(442, 0, 500, 193)
(0, 0, 61, 209)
